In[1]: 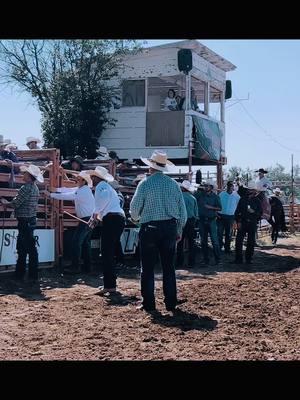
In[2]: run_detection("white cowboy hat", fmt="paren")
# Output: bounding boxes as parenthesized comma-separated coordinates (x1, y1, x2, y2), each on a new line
(26, 136, 41, 145)
(87, 166, 114, 182)
(273, 187, 282, 195)
(20, 164, 44, 183)
(203, 179, 216, 189)
(96, 146, 109, 155)
(77, 171, 93, 187)
(140, 150, 175, 172)
(4, 143, 17, 151)
(180, 180, 195, 192)
(0, 135, 11, 146)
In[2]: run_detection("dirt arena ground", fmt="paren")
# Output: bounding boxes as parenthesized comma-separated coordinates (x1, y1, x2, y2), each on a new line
(0, 234, 299, 360)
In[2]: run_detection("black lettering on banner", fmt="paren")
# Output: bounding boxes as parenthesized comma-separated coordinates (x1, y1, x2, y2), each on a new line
(35, 236, 40, 247)
(4, 233, 10, 247)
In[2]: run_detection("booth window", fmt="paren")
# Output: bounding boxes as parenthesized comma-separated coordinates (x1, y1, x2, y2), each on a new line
(122, 80, 145, 107)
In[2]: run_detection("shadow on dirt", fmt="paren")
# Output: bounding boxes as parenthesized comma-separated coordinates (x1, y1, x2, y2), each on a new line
(150, 309, 218, 332)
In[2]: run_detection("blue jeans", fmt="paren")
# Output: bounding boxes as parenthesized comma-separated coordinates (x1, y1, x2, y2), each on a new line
(198, 217, 221, 263)
(139, 219, 177, 310)
(217, 215, 235, 253)
(71, 217, 92, 272)
(15, 217, 38, 280)
(176, 217, 197, 267)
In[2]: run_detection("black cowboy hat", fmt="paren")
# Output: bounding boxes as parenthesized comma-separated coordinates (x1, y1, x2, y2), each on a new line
(255, 168, 268, 174)
(70, 155, 84, 166)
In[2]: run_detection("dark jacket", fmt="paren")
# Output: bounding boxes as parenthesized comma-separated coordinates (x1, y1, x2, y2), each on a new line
(235, 195, 262, 224)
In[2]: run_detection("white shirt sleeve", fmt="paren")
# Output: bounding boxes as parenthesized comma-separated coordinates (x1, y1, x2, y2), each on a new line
(50, 189, 76, 201)
(94, 185, 111, 217)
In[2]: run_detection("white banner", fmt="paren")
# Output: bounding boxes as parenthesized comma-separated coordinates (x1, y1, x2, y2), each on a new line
(0, 229, 55, 266)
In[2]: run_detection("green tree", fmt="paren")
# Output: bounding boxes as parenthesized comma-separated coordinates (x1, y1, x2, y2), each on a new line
(0, 40, 141, 158)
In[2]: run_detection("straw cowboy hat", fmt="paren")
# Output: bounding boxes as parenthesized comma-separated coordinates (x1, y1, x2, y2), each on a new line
(273, 187, 283, 195)
(87, 166, 114, 182)
(255, 168, 268, 174)
(20, 164, 44, 183)
(26, 136, 41, 145)
(180, 180, 195, 192)
(77, 171, 93, 187)
(140, 150, 175, 172)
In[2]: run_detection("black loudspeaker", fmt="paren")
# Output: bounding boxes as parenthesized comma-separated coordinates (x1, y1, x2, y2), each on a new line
(225, 80, 232, 99)
(178, 49, 193, 73)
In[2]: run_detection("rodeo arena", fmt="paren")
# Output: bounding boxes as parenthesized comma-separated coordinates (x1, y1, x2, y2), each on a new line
(0, 40, 300, 361)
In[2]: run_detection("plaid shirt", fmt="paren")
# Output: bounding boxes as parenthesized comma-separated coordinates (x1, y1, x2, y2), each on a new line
(11, 182, 39, 218)
(130, 172, 187, 235)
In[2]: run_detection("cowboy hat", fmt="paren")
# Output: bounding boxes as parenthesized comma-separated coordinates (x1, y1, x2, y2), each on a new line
(273, 187, 282, 195)
(26, 136, 41, 145)
(20, 164, 44, 183)
(96, 146, 109, 155)
(77, 171, 93, 187)
(4, 143, 17, 151)
(87, 166, 114, 182)
(0, 135, 11, 146)
(255, 168, 268, 174)
(180, 180, 195, 192)
(140, 150, 175, 172)
(70, 155, 84, 166)
(203, 179, 216, 189)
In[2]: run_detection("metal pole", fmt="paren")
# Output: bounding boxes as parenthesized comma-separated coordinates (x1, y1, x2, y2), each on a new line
(188, 141, 192, 181)
(290, 154, 295, 233)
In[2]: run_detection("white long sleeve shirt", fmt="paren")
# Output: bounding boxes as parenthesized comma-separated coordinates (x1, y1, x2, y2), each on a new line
(255, 176, 272, 191)
(51, 185, 95, 218)
(94, 181, 125, 219)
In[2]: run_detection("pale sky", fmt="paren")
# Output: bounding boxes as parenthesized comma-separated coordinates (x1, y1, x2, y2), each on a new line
(0, 39, 299, 172)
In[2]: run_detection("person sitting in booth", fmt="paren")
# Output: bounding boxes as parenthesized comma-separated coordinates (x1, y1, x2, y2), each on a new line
(164, 89, 177, 111)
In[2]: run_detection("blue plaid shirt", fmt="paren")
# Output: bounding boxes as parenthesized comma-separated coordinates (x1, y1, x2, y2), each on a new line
(130, 172, 187, 235)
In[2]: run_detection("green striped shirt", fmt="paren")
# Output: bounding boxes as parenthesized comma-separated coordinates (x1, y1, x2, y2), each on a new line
(130, 172, 187, 235)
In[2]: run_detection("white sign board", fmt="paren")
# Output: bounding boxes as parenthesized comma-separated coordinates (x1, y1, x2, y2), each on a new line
(0, 229, 55, 266)
(120, 227, 140, 255)
(90, 227, 140, 255)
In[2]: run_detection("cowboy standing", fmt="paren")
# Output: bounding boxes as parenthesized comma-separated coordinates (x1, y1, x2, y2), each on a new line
(50, 171, 95, 274)
(176, 180, 198, 269)
(87, 166, 125, 295)
(194, 180, 222, 265)
(0, 165, 43, 281)
(218, 181, 240, 254)
(130, 150, 187, 312)
(26, 136, 41, 150)
(234, 181, 262, 265)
